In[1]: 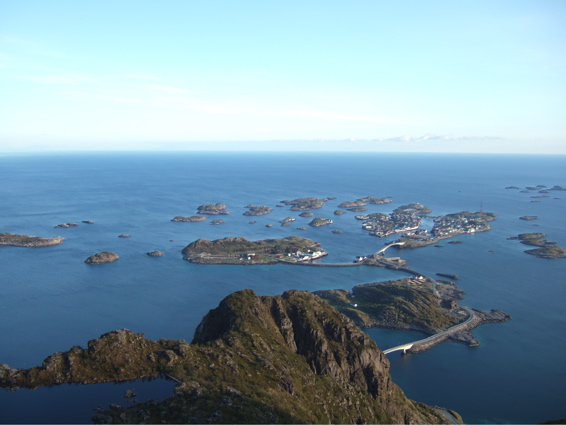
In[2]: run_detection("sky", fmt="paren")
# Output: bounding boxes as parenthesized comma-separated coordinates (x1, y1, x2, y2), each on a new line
(1, 0, 565, 153)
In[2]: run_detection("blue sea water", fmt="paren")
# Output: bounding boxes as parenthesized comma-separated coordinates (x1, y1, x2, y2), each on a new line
(0, 151, 565, 424)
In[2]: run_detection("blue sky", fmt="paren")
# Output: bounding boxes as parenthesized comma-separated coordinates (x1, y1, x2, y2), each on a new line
(1, 0, 565, 153)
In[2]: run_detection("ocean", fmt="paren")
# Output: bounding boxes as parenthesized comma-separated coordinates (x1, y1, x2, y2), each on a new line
(0, 151, 565, 424)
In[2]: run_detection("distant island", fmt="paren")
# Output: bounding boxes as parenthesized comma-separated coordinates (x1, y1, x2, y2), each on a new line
(280, 197, 331, 211)
(308, 217, 333, 227)
(243, 205, 273, 216)
(338, 196, 392, 208)
(54, 222, 78, 228)
(84, 252, 119, 264)
(182, 236, 327, 264)
(509, 233, 566, 259)
(0, 233, 65, 247)
(519, 216, 538, 221)
(171, 216, 208, 222)
(196, 203, 231, 215)
(393, 211, 495, 248)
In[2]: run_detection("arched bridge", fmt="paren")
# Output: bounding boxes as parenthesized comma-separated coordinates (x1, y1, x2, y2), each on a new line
(383, 307, 476, 355)
(375, 241, 405, 256)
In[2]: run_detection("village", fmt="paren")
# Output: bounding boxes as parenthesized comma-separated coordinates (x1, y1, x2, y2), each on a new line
(360, 206, 495, 247)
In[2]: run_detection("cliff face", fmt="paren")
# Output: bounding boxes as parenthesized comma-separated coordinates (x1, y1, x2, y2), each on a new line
(1, 290, 449, 424)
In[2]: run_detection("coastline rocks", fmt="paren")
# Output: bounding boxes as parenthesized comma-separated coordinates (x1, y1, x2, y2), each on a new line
(118, 234, 131, 238)
(0, 233, 65, 247)
(171, 216, 208, 222)
(82, 220, 94, 224)
(520, 216, 538, 221)
(85, 252, 119, 264)
(146, 251, 164, 257)
(210, 219, 224, 225)
(436, 273, 460, 280)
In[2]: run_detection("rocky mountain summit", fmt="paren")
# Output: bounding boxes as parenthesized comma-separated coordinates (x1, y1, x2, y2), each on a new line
(0, 290, 453, 424)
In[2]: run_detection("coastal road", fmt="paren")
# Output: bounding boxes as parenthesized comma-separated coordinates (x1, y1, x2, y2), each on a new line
(383, 307, 476, 355)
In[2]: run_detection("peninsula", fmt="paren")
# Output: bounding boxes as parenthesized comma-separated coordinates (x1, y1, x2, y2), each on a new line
(316, 278, 510, 351)
(0, 290, 454, 424)
(182, 236, 327, 264)
(0, 233, 65, 247)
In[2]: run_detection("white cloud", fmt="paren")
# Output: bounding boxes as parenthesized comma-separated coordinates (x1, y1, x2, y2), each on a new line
(375, 134, 505, 143)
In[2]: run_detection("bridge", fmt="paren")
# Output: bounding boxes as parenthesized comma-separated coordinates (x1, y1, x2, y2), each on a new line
(374, 241, 405, 256)
(383, 307, 476, 355)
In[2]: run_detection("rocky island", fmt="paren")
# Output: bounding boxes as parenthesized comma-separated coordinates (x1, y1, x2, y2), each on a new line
(280, 197, 331, 211)
(171, 216, 208, 222)
(511, 233, 566, 259)
(0, 233, 65, 247)
(0, 290, 454, 424)
(316, 279, 510, 350)
(182, 236, 327, 264)
(339, 197, 392, 208)
(84, 252, 119, 264)
(243, 205, 273, 216)
(308, 217, 333, 227)
(54, 222, 79, 228)
(394, 211, 495, 248)
(196, 203, 231, 215)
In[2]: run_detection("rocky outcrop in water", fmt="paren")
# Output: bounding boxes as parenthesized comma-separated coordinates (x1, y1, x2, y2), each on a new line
(0, 290, 451, 424)
(196, 203, 230, 215)
(171, 216, 208, 222)
(243, 205, 273, 216)
(54, 222, 78, 228)
(84, 252, 119, 264)
(0, 233, 65, 247)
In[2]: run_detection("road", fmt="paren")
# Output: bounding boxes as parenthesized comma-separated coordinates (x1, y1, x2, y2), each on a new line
(383, 307, 476, 355)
